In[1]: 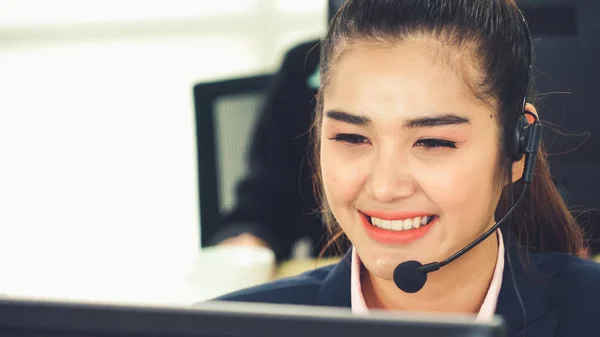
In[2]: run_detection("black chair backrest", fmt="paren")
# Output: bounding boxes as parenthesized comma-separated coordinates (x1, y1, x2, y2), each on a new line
(193, 75, 273, 247)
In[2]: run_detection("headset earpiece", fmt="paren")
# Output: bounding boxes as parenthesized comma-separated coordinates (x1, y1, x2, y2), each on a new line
(512, 110, 543, 183)
(512, 113, 530, 161)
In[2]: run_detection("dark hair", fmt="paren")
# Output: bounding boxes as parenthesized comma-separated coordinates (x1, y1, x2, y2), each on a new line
(312, 0, 586, 257)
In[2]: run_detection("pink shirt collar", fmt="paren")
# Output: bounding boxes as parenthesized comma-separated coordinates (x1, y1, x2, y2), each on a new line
(350, 230, 505, 320)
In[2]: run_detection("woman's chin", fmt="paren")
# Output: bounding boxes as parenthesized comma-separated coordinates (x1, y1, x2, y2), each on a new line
(359, 253, 404, 281)
(358, 245, 439, 282)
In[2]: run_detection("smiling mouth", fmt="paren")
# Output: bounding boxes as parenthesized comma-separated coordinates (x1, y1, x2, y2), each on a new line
(366, 214, 438, 231)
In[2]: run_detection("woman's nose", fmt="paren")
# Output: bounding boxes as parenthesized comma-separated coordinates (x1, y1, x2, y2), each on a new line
(368, 149, 417, 203)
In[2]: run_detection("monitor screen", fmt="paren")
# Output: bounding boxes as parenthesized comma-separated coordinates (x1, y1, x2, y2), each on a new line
(0, 297, 506, 337)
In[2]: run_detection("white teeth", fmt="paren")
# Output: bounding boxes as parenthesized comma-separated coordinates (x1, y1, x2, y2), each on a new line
(369, 215, 434, 231)
(389, 220, 404, 231)
(381, 220, 392, 229)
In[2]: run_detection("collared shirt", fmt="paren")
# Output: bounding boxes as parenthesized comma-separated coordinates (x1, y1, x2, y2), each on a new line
(350, 230, 505, 320)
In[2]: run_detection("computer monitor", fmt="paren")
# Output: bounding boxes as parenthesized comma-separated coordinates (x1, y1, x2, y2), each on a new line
(0, 297, 506, 337)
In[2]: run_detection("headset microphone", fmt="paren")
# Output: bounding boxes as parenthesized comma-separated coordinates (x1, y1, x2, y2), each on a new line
(393, 112, 542, 294)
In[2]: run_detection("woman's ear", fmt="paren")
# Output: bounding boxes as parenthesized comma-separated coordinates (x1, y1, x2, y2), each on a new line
(524, 103, 539, 123)
(511, 103, 539, 183)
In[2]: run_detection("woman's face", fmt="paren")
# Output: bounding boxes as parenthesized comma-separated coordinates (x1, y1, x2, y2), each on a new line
(320, 38, 504, 280)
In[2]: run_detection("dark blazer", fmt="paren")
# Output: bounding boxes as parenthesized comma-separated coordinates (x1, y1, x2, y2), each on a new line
(215, 241, 600, 337)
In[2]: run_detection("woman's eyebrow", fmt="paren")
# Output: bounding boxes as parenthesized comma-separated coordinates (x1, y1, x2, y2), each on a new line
(325, 110, 470, 128)
(404, 114, 470, 128)
(325, 110, 370, 125)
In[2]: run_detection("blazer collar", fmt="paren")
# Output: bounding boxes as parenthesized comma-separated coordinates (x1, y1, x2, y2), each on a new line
(318, 242, 563, 336)
(496, 241, 562, 337)
(317, 249, 352, 308)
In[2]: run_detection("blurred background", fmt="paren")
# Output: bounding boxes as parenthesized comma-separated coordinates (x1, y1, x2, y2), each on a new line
(0, 0, 597, 305)
(0, 0, 328, 304)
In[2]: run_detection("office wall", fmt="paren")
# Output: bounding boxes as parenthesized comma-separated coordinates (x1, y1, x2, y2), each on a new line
(0, 0, 326, 303)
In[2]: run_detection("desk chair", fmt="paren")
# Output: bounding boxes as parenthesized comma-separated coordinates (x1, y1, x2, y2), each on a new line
(193, 75, 273, 248)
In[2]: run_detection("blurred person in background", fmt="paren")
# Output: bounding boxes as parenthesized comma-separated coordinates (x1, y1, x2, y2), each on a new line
(207, 1, 346, 262)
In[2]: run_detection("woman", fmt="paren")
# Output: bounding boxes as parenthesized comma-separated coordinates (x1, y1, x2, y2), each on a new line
(214, 0, 600, 335)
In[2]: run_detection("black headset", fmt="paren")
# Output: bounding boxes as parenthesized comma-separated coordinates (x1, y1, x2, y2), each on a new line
(506, 13, 541, 337)
(392, 12, 542, 336)
(509, 13, 543, 181)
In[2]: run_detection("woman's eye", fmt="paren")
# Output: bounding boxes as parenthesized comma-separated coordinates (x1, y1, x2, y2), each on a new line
(415, 138, 457, 150)
(330, 133, 369, 145)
